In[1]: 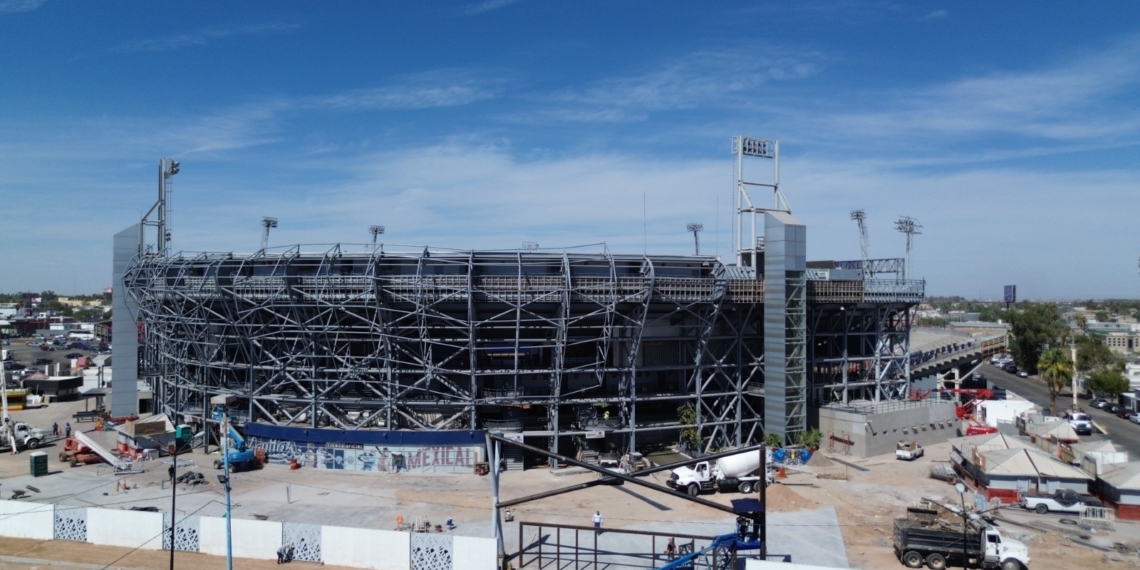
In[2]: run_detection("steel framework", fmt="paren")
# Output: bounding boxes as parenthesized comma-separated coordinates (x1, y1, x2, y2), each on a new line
(123, 244, 923, 457)
(125, 247, 771, 456)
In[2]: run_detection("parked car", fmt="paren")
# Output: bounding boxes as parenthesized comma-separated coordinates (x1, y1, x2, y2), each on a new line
(64, 352, 83, 359)
(1108, 404, 1122, 415)
(1017, 369, 1029, 378)
(1092, 398, 1110, 409)
(1131, 414, 1140, 425)
(1002, 363, 1018, 373)
(1117, 408, 1136, 420)
(32, 357, 52, 366)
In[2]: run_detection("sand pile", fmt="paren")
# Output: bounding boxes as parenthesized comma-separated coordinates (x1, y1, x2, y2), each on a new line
(764, 483, 819, 512)
(806, 452, 835, 467)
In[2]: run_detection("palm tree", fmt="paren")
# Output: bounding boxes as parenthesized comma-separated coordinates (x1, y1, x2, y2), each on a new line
(1037, 347, 1073, 414)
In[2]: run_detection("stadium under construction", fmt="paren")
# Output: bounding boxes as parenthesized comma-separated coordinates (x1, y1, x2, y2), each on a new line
(112, 137, 934, 467)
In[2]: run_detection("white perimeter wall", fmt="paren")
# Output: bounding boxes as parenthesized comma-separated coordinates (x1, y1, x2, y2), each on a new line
(453, 535, 497, 570)
(322, 525, 410, 570)
(0, 500, 54, 540)
(87, 507, 164, 550)
(199, 516, 282, 560)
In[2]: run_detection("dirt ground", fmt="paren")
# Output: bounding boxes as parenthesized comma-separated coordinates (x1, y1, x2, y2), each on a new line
(0, 391, 1136, 568)
(784, 441, 1139, 570)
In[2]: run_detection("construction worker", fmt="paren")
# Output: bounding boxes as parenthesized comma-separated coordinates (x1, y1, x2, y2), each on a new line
(665, 538, 676, 561)
(52, 422, 59, 437)
(64, 422, 71, 438)
(592, 510, 602, 531)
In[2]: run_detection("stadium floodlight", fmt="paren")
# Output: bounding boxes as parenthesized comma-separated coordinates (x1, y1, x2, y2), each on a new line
(522, 241, 539, 252)
(687, 223, 704, 256)
(732, 137, 776, 158)
(261, 217, 278, 250)
(369, 225, 386, 244)
(894, 216, 922, 280)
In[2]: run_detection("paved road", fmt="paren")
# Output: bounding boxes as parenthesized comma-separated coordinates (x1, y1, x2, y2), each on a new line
(981, 363, 1140, 460)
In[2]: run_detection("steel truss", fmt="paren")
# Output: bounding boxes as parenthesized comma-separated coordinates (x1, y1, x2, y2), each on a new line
(806, 301, 915, 405)
(125, 247, 766, 454)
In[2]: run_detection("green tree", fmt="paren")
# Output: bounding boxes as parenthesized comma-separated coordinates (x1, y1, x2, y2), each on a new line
(1037, 347, 1073, 414)
(1008, 303, 1067, 373)
(1085, 368, 1130, 397)
(677, 403, 701, 452)
(1074, 314, 1087, 332)
(1095, 310, 1110, 322)
(1076, 339, 1119, 373)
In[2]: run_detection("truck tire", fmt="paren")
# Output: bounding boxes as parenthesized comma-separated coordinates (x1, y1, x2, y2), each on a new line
(69, 457, 78, 468)
(926, 552, 946, 570)
(1035, 503, 1048, 514)
(902, 551, 923, 568)
(214, 459, 223, 469)
(1000, 559, 1022, 570)
(59, 452, 67, 462)
(687, 483, 700, 497)
(739, 481, 754, 494)
(26, 439, 40, 450)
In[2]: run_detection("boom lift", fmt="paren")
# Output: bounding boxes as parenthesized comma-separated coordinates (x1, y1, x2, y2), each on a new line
(940, 388, 998, 435)
(211, 407, 260, 471)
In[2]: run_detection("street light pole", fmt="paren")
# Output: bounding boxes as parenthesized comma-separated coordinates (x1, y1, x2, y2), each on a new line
(955, 481, 969, 569)
(222, 414, 233, 570)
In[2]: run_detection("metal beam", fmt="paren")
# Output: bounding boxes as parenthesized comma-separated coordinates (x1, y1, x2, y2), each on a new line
(489, 433, 763, 516)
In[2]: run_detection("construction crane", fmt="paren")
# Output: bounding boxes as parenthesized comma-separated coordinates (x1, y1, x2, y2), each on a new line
(850, 210, 869, 279)
(939, 388, 997, 435)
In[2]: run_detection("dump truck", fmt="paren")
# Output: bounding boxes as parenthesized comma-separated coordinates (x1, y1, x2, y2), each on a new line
(58, 436, 103, 467)
(893, 510, 1030, 570)
(668, 449, 773, 496)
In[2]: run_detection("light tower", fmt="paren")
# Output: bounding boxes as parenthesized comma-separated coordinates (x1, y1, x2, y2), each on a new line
(521, 241, 539, 252)
(261, 217, 278, 250)
(686, 223, 704, 256)
(850, 209, 869, 279)
(369, 225, 385, 252)
(894, 216, 922, 280)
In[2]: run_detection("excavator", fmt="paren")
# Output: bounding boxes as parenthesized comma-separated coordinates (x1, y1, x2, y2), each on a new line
(940, 388, 998, 435)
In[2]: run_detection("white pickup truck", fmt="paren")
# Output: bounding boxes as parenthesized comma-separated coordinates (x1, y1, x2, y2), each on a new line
(1019, 489, 1104, 514)
(895, 441, 924, 461)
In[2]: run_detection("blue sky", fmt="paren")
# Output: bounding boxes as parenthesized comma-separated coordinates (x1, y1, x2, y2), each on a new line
(1, 1, 1138, 300)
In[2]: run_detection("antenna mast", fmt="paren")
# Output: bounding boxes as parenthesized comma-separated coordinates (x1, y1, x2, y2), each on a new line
(139, 158, 179, 256)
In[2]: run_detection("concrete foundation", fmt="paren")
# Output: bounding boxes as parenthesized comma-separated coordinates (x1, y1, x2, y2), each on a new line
(819, 400, 958, 457)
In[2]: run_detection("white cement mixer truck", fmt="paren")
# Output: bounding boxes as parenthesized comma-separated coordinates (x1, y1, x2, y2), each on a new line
(668, 449, 773, 496)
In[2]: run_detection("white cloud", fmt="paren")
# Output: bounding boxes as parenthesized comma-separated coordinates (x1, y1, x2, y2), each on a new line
(311, 71, 500, 110)
(112, 22, 300, 53)
(0, 0, 46, 14)
(463, 0, 524, 16)
(559, 47, 823, 112)
(919, 9, 948, 22)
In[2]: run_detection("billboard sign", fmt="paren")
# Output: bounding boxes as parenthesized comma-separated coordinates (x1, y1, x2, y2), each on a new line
(1003, 285, 1016, 304)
